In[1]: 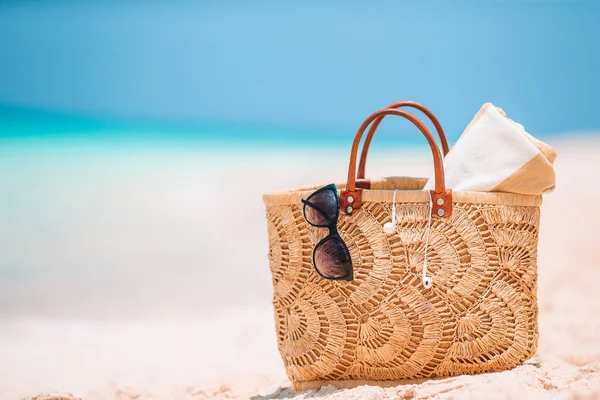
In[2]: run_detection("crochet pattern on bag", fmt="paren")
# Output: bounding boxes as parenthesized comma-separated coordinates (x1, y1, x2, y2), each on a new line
(265, 200, 539, 387)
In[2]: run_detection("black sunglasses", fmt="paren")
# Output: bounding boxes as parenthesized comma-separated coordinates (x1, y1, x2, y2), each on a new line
(301, 184, 353, 281)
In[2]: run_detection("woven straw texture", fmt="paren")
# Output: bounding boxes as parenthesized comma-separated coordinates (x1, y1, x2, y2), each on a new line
(263, 178, 541, 390)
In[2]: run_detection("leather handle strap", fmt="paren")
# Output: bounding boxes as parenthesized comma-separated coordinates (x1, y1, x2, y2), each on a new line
(340, 108, 452, 218)
(357, 101, 449, 180)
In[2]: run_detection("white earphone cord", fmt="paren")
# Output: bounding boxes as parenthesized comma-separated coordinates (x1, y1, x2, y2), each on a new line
(386, 189, 432, 289)
(392, 189, 397, 222)
(422, 192, 433, 288)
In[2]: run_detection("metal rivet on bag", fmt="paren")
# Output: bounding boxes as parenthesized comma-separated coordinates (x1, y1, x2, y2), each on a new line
(346, 206, 353, 214)
(436, 198, 445, 205)
(347, 196, 354, 204)
(437, 209, 445, 216)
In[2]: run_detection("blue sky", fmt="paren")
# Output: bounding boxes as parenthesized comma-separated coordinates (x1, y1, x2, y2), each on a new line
(0, 0, 598, 138)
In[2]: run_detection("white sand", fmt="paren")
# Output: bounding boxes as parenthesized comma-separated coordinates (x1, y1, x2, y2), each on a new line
(0, 137, 599, 399)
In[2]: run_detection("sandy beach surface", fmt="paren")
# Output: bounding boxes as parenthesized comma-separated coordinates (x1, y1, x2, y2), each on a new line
(1, 136, 599, 400)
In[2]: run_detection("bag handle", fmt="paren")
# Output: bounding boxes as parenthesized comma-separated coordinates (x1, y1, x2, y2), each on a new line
(340, 108, 452, 218)
(357, 101, 449, 180)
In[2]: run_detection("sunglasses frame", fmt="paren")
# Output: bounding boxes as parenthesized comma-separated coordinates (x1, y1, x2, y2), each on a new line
(302, 184, 353, 281)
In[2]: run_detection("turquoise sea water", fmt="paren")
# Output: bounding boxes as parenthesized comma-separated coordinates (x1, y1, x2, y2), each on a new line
(0, 104, 452, 154)
(0, 104, 580, 157)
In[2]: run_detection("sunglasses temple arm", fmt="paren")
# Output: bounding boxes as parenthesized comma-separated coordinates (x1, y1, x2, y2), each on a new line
(301, 199, 331, 221)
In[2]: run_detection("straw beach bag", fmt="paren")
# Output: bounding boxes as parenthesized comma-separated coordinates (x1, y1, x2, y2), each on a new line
(263, 103, 540, 390)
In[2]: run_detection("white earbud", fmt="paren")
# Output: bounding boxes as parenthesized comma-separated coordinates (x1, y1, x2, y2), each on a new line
(383, 221, 395, 234)
(384, 190, 398, 234)
(383, 219, 395, 234)
(422, 270, 433, 289)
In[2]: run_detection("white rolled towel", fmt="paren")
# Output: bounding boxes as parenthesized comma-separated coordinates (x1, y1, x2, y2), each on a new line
(424, 103, 557, 195)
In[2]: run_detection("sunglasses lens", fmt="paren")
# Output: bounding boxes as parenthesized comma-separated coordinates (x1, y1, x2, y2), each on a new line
(314, 236, 352, 279)
(304, 188, 338, 227)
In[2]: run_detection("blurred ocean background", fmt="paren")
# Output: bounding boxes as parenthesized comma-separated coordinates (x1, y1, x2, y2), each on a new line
(1, 0, 599, 318)
(2, 1, 600, 398)
(1, 0, 599, 320)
